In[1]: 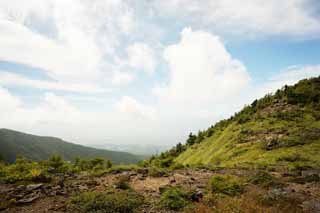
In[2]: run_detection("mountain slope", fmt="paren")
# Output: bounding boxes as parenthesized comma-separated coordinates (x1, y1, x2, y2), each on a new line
(0, 129, 143, 164)
(175, 77, 320, 169)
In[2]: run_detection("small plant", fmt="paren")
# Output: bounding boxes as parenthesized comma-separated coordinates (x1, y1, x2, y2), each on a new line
(248, 171, 281, 188)
(159, 187, 189, 211)
(209, 175, 244, 196)
(114, 175, 131, 190)
(69, 190, 144, 213)
(148, 167, 168, 177)
(291, 174, 320, 184)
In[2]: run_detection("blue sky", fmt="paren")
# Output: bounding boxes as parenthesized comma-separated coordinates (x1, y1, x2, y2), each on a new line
(0, 0, 320, 146)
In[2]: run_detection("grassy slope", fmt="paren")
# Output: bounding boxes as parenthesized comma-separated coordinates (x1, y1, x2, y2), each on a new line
(176, 78, 320, 170)
(0, 129, 143, 164)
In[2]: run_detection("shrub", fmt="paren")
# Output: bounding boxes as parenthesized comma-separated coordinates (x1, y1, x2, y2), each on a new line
(69, 190, 144, 213)
(1, 157, 49, 183)
(291, 174, 320, 184)
(248, 171, 281, 188)
(75, 157, 113, 172)
(148, 167, 169, 177)
(159, 157, 173, 168)
(114, 175, 131, 190)
(159, 187, 189, 211)
(209, 175, 244, 196)
(46, 154, 70, 173)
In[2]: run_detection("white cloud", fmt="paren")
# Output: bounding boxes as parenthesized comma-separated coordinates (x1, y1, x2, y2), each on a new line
(259, 65, 320, 95)
(0, 0, 137, 85)
(152, 0, 320, 38)
(115, 96, 156, 120)
(111, 71, 134, 86)
(127, 42, 157, 74)
(0, 86, 21, 113)
(157, 27, 250, 106)
(0, 71, 107, 93)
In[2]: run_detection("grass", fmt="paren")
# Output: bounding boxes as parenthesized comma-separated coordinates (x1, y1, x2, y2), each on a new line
(175, 110, 320, 170)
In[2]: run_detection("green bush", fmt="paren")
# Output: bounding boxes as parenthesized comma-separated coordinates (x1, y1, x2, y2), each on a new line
(74, 157, 113, 172)
(114, 175, 131, 190)
(209, 175, 244, 196)
(248, 172, 281, 188)
(159, 187, 189, 211)
(148, 167, 169, 177)
(46, 154, 70, 173)
(69, 190, 144, 213)
(0, 157, 49, 183)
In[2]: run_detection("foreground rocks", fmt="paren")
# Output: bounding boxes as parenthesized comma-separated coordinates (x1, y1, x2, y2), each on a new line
(1, 168, 320, 212)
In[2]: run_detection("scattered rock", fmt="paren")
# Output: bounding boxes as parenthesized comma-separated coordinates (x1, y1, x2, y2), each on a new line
(17, 193, 40, 204)
(137, 168, 149, 175)
(191, 189, 203, 202)
(302, 170, 320, 178)
(169, 179, 176, 184)
(301, 199, 320, 213)
(26, 184, 43, 192)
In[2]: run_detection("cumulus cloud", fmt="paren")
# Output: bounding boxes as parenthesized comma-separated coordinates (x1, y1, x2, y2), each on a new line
(0, 86, 21, 113)
(0, 0, 136, 84)
(156, 27, 250, 106)
(152, 0, 320, 38)
(115, 96, 156, 120)
(111, 71, 135, 86)
(0, 71, 107, 93)
(127, 42, 157, 74)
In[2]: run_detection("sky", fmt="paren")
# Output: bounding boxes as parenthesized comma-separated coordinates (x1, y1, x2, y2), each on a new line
(0, 0, 320, 146)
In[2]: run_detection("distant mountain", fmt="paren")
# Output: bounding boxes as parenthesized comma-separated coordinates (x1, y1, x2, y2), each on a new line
(0, 129, 144, 164)
(89, 143, 172, 156)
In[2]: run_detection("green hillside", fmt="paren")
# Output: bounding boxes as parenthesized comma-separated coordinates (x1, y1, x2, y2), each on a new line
(0, 129, 143, 164)
(165, 77, 320, 170)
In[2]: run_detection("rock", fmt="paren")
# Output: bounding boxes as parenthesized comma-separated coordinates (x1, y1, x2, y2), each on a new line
(282, 170, 301, 177)
(26, 183, 43, 192)
(16, 185, 25, 191)
(191, 190, 203, 202)
(169, 179, 176, 184)
(301, 199, 320, 213)
(302, 170, 320, 177)
(138, 175, 146, 180)
(137, 168, 149, 175)
(129, 172, 138, 177)
(17, 193, 40, 204)
(265, 138, 279, 150)
(78, 185, 89, 191)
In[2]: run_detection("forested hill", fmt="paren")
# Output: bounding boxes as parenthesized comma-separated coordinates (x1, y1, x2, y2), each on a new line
(153, 76, 320, 170)
(0, 129, 143, 164)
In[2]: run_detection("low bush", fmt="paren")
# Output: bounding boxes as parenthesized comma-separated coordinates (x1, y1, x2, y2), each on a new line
(114, 175, 131, 190)
(69, 190, 144, 213)
(209, 175, 244, 196)
(248, 171, 281, 188)
(148, 167, 169, 177)
(159, 187, 190, 211)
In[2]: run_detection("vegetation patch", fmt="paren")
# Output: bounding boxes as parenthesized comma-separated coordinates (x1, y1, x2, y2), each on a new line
(209, 175, 244, 196)
(159, 187, 191, 211)
(248, 171, 282, 188)
(69, 190, 144, 213)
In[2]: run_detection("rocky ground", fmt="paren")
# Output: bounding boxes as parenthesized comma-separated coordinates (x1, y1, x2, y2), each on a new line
(1, 168, 320, 212)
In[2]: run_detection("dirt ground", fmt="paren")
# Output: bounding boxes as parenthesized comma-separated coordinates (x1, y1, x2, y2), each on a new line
(1, 168, 320, 213)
